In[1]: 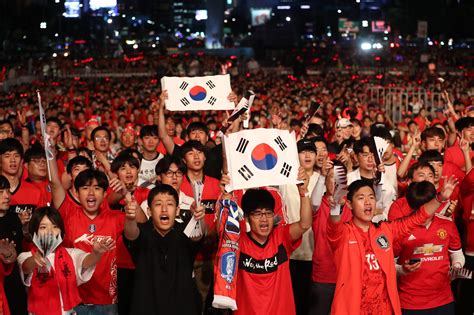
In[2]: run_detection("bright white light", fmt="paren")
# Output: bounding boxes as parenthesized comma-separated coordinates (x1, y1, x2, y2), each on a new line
(337, 9, 342, 14)
(362, 20, 368, 27)
(356, 0, 360, 2)
(186, 28, 190, 32)
(448, 38, 453, 46)
(285, 16, 291, 22)
(107, 18, 112, 24)
(64, 52, 69, 57)
(440, 41, 445, 46)
(122, 14, 126, 18)
(131, 16, 136, 20)
(133, 44, 138, 49)
(300, 5, 310, 9)
(52, 53, 57, 58)
(114, 30, 119, 37)
(55, 0, 60, 3)
(55, 33, 59, 37)
(195, 10, 208, 21)
(23, 35, 26, 39)
(383, 37, 388, 41)
(373, 43, 383, 49)
(125, 40, 136, 45)
(152, 44, 156, 48)
(248, 32, 251, 35)
(428, 41, 433, 46)
(224, 19, 228, 23)
(147, 20, 155, 25)
(40, 22, 47, 29)
(361, 42, 372, 50)
(277, 5, 291, 10)
(232, 18, 236, 22)
(384, 30, 388, 34)
(155, 36, 160, 40)
(327, 32, 332, 37)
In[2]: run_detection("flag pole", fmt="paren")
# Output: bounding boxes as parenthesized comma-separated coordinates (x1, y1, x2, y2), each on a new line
(36, 90, 52, 182)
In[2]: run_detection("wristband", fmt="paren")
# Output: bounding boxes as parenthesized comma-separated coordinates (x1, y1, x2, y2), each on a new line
(299, 190, 310, 198)
(436, 192, 448, 203)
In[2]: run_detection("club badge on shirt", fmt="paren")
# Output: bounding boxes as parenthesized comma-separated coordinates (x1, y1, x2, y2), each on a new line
(220, 252, 237, 284)
(376, 235, 390, 250)
(88, 224, 96, 233)
(437, 228, 447, 240)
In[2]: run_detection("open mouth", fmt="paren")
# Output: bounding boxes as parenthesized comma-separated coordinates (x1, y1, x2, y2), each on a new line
(364, 206, 373, 215)
(259, 223, 269, 232)
(86, 197, 97, 208)
(159, 215, 170, 224)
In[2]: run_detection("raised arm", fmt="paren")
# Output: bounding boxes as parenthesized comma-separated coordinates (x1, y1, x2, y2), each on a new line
(289, 167, 312, 241)
(123, 193, 140, 241)
(82, 237, 116, 269)
(397, 134, 420, 178)
(156, 90, 175, 155)
(47, 147, 66, 209)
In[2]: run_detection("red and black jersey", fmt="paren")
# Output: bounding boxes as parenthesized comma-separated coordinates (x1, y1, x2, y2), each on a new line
(9, 180, 47, 214)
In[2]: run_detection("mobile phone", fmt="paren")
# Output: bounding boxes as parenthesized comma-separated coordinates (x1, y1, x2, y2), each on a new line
(408, 258, 421, 265)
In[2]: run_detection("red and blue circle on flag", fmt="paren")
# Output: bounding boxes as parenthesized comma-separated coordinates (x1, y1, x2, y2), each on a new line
(251, 143, 277, 170)
(189, 86, 207, 101)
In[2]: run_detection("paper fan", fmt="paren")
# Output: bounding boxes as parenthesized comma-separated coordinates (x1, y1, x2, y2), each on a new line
(374, 136, 389, 162)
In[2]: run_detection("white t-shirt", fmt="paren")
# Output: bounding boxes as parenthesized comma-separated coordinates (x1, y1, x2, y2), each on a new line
(138, 154, 163, 187)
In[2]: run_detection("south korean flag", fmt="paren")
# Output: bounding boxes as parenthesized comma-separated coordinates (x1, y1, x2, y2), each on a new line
(224, 128, 300, 191)
(161, 74, 235, 111)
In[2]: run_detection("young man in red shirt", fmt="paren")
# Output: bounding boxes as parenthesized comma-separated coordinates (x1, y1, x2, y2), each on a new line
(328, 176, 457, 315)
(395, 181, 463, 315)
(24, 145, 51, 204)
(444, 117, 474, 172)
(421, 127, 446, 153)
(234, 167, 311, 315)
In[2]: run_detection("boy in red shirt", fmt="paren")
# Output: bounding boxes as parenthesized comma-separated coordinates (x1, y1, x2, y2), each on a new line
(328, 176, 457, 315)
(395, 181, 463, 314)
(444, 117, 474, 172)
(234, 167, 311, 315)
(24, 145, 51, 204)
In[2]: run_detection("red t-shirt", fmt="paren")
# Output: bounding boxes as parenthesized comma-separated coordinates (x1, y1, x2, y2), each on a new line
(9, 180, 47, 213)
(460, 170, 474, 255)
(26, 179, 52, 205)
(445, 145, 474, 172)
(59, 193, 125, 305)
(357, 226, 392, 314)
(312, 197, 352, 283)
(235, 224, 301, 315)
(388, 197, 411, 221)
(395, 215, 462, 310)
(157, 137, 185, 155)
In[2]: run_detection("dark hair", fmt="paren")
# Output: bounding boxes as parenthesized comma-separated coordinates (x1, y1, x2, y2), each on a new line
(353, 137, 373, 155)
(306, 124, 324, 138)
(407, 161, 436, 180)
(181, 140, 206, 156)
(74, 169, 109, 191)
(0, 138, 24, 158)
(155, 155, 186, 175)
(310, 136, 328, 148)
(455, 117, 474, 132)
(74, 148, 93, 160)
(66, 156, 93, 174)
(421, 127, 446, 141)
(147, 183, 179, 207)
(24, 144, 46, 163)
(139, 125, 158, 138)
(350, 118, 361, 127)
(91, 126, 112, 141)
(419, 150, 444, 165)
(0, 175, 10, 190)
(111, 154, 140, 173)
(0, 120, 13, 130)
(347, 179, 375, 202)
(186, 122, 208, 135)
(242, 189, 275, 215)
(371, 127, 394, 143)
(117, 148, 143, 161)
(406, 181, 437, 211)
(46, 117, 62, 127)
(29, 207, 66, 239)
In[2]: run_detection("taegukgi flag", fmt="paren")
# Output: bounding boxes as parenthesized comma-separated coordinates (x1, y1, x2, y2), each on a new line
(224, 128, 300, 191)
(161, 74, 235, 111)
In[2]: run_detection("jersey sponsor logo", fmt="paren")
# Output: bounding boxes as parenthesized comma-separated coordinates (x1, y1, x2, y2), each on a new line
(413, 243, 444, 256)
(408, 234, 416, 241)
(420, 256, 444, 262)
(239, 244, 288, 274)
(220, 252, 237, 284)
(10, 204, 36, 214)
(437, 228, 448, 240)
(89, 224, 96, 233)
(376, 234, 390, 250)
(74, 234, 112, 245)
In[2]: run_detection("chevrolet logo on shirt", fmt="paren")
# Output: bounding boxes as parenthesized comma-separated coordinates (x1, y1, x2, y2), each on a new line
(413, 243, 443, 256)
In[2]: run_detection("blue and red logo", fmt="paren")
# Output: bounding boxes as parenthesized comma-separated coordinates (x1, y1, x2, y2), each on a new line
(251, 143, 277, 170)
(189, 86, 207, 101)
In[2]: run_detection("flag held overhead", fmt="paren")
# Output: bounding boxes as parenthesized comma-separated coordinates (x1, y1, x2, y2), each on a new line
(161, 74, 235, 111)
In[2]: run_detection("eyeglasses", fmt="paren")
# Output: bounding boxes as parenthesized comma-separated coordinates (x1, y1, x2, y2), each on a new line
(250, 211, 274, 219)
(95, 136, 110, 141)
(164, 170, 184, 178)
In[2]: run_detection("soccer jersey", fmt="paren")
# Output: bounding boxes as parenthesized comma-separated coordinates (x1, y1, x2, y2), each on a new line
(445, 145, 474, 172)
(460, 170, 474, 256)
(388, 197, 411, 221)
(395, 215, 462, 310)
(59, 194, 125, 305)
(9, 180, 46, 214)
(235, 224, 301, 315)
(26, 178, 52, 205)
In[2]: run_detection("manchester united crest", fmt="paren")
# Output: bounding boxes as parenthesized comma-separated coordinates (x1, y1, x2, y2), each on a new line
(437, 228, 447, 240)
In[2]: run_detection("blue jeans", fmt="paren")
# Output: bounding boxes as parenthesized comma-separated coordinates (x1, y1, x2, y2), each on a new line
(75, 304, 118, 315)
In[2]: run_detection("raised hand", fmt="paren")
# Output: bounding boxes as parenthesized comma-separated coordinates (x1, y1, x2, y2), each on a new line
(439, 175, 459, 201)
(92, 237, 116, 255)
(460, 137, 470, 153)
(297, 166, 309, 192)
(124, 192, 138, 221)
(159, 90, 169, 108)
(63, 125, 74, 149)
(17, 109, 27, 126)
(227, 91, 238, 104)
(0, 239, 16, 263)
(320, 158, 334, 177)
(109, 178, 127, 196)
(191, 203, 205, 221)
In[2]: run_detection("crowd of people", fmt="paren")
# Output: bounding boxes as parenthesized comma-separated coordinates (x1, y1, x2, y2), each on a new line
(0, 50, 472, 315)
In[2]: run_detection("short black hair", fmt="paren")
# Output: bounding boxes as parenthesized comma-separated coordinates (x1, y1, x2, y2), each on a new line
(46, 117, 62, 127)
(306, 124, 324, 138)
(406, 181, 437, 211)
(24, 144, 46, 163)
(111, 154, 140, 173)
(117, 148, 143, 161)
(419, 150, 444, 165)
(29, 206, 66, 239)
(0, 138, 24, 158)
(455, 117, 474, 132)
(91, 126, 112, 141)
(66, 156, 93, 174)
(155, 155, 186, 175)
(353, 137, 373, 155)
(242, 189, 275, 215)
(421, 127, 446, 141)
(74, 169, 109, 191)
(186, 122, 208, 135)
(407, 161, 436, 180)
(371, 127, 394, 143)
(0, 120, 13, 130)
(0, 175, 10, 190)
(139, 125, 158, 138)
(347, 179, 375, 202)
(147, 183, 179, 207)
(181, 140, 206, 156)
(311, 136, 328, 148)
